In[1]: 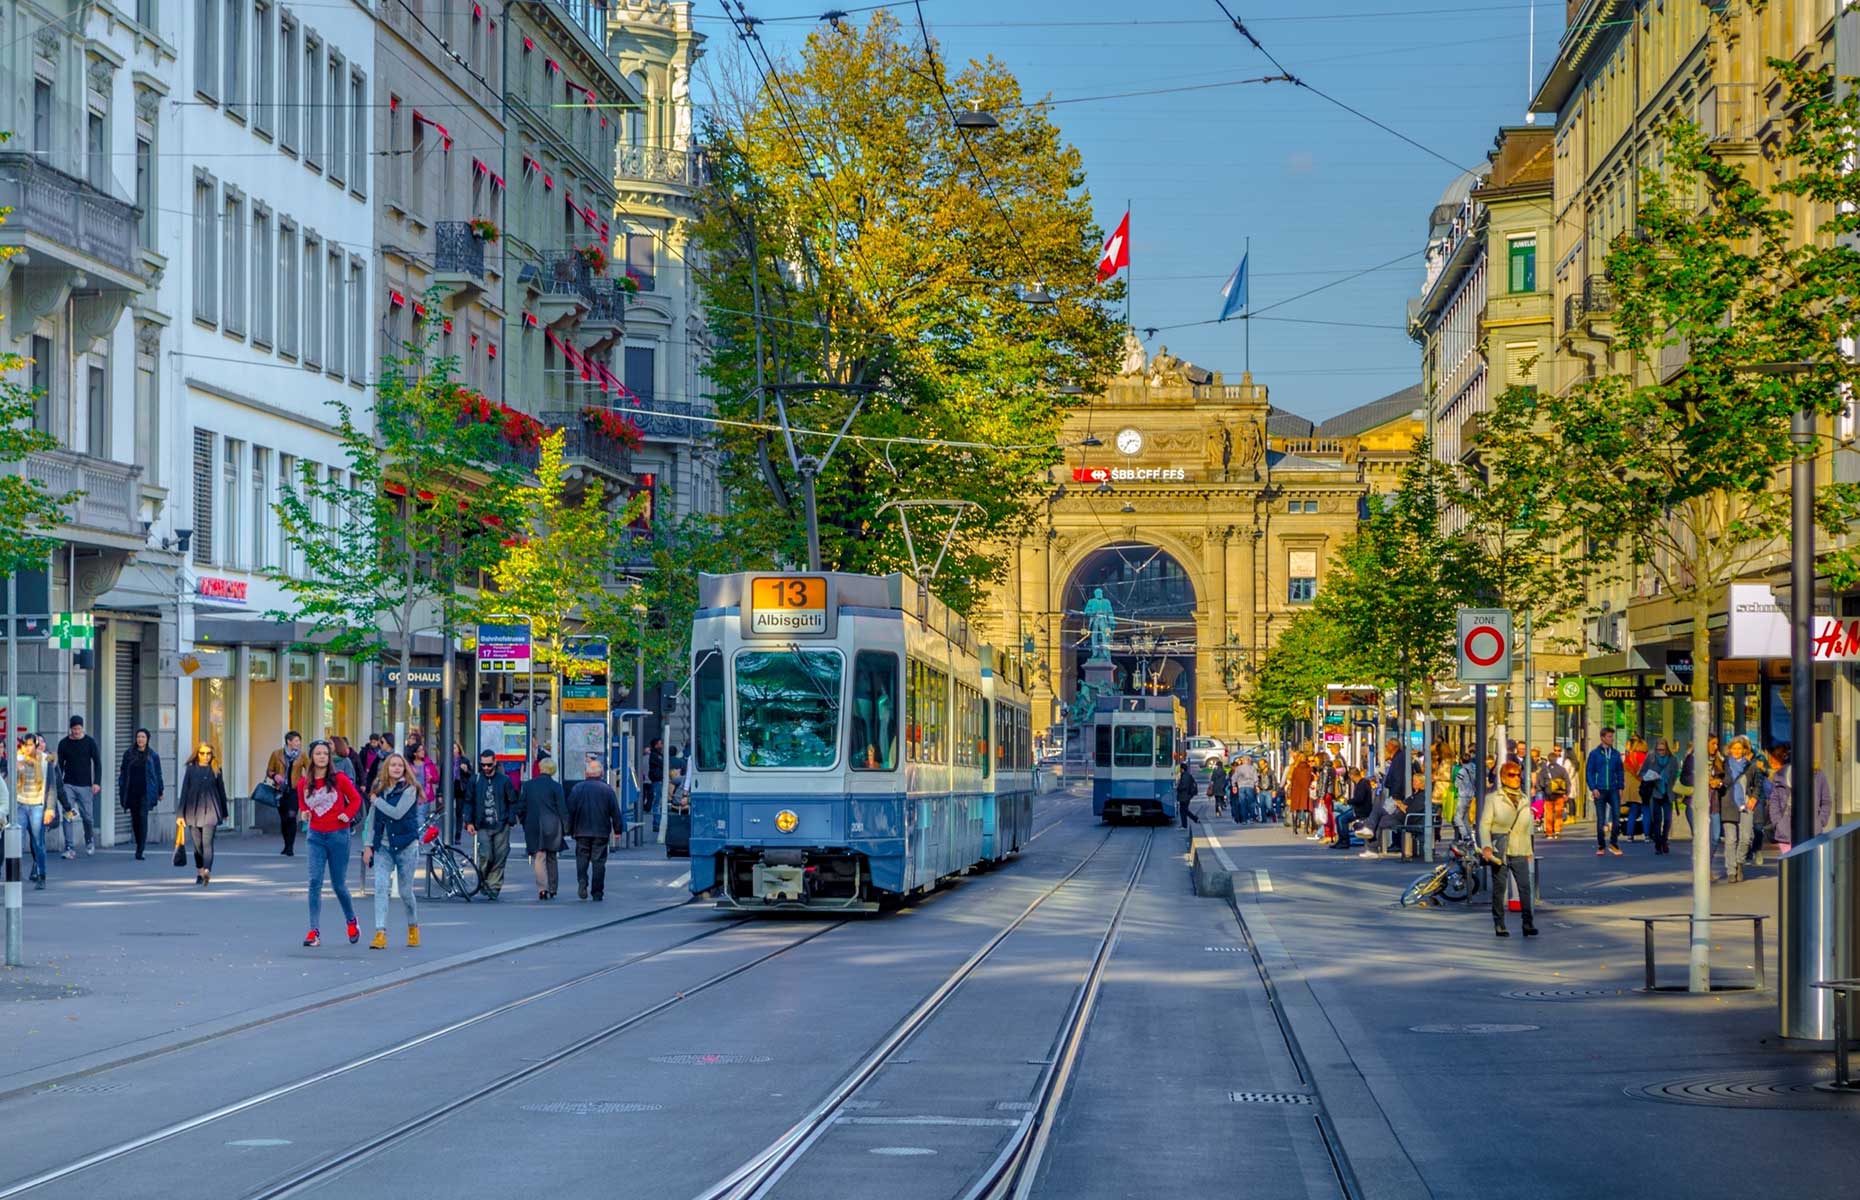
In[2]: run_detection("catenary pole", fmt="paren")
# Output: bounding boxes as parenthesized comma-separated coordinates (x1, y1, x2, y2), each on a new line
(5, 572, 21, 966)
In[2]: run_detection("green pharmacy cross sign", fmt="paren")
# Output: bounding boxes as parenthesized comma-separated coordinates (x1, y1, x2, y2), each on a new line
(49, 612, 95, 651)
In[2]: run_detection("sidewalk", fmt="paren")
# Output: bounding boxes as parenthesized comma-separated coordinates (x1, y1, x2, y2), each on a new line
(1196, 814, 1859, 1200)
(0, 829, 692, 1091)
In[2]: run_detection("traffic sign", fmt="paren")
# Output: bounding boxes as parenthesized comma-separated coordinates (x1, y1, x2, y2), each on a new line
(49, 611, 94, 650)
(1456, 608, 1512, 683)
(477, 622, 532, 674)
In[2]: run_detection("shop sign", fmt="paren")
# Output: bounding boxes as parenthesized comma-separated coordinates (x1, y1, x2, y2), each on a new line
(384, 667, 445, 689)
(171, 650, 232, 678)
(1595, 685, 1640, 701)
(1724, 582, 1850, 659)
(195, 576, 249, 605)
(1717, 658, 1760, 684)
(1072, 465, 1188, 483)
(477, 622, 533, 673)
(1528, 700, 1555, 711)
(49, 611, 94, 649)
(1553, 676, 1587, 706)
(1325, 685, 1380, 708)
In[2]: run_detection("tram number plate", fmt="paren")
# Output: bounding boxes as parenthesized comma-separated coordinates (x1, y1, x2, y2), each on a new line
(1121, 805, 1143, 818)
(750, 577, 828, 634)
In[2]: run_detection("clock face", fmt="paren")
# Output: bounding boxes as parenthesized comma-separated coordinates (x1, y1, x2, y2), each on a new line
(1115, 427, 1143, 455)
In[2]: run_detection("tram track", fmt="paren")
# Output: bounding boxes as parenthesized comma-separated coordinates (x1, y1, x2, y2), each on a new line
(693, 825, 1153, 1200)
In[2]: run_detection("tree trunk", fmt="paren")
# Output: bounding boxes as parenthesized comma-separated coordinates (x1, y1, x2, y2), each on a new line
(1688, 591, 1713, 994)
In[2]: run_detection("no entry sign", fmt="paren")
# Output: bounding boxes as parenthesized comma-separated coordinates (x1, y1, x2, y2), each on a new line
(1457, 608, 1512, 683)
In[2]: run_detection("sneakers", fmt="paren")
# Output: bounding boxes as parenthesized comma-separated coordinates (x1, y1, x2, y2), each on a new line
(1596, 848, 1605, 856)
(407, 925, 421, 948)
(1357, 849, 1380, 859)
(369, 929, 388, 950)
(62, 849, 77, 861)
(346, 919, 360, 945)
(1609, 846, 1624, 857)
(85, 843, 95, 856)
(303, 930, 321, 947)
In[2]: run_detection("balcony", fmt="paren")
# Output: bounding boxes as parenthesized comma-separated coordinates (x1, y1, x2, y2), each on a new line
(6, 449, 146, 546)
(582, 281, 626, 347)
(615, 146, 709, 189)
(0, 152, 141, 288)
(435, 221, 487, 298)
(541, 409, 635, 480)
(1583, 274, 1615, 314)
(537, 251, 595, 323)
(628, 398, 707, 443)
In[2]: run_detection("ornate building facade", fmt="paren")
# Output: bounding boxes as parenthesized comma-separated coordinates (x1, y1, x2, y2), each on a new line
(974, 338, 1422, 737)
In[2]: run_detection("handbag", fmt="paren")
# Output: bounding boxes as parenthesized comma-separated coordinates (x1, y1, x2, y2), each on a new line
(172, 817, 187, 867)
(251, 781, 282, 809)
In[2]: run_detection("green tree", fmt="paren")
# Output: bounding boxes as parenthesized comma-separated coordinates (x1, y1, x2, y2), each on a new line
(695, 12, 1122, 612)
(271, 310, 521, 741)
(468, 429, 642, 755)
(1242, 610, 1358, 740)
(1484, 62, 1860, 992)
(0, 142, 75, 576)
(611, 507, 776, 697)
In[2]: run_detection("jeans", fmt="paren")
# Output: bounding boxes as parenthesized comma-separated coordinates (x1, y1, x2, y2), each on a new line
(1625, 801, 1646, 839)
(372, 844, 418, 930)
(574, 836, 610, 898)
(1235, 787, 1256, 823)
(307, 829, 357, 931)
(532, 850, 559, 896)
(1649, 796, 1674, 851)
(60, 783, 96, 851)
(1490, 856, 1536, 929)
(18, 804, 47, 879)
(475, 826, 511, 897)
(187, 823, 215, 872)
(1709, 811, 1722, 849)
(1724, 810, 1754, 879)
(1593, 791, 1621, 848)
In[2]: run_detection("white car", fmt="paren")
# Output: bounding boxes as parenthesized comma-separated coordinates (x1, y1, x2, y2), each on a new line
(1184, 736, 1227, 770)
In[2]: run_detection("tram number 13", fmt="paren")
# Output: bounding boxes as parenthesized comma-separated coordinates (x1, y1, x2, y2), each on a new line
(751, 577, 829, 634)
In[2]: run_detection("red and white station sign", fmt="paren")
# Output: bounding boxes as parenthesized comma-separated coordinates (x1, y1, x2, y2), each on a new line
(1456, 608, 1513, 683)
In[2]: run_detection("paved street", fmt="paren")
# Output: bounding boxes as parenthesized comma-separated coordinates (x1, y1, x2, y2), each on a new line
(2, 785, 1851, 1200)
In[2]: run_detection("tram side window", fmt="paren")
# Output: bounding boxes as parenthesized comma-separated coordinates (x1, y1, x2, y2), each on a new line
(907, 659, 949, 765)
(1113, 723, 1154, 767)
(1094, 723, 1112, 767)
(694, 652, 726, 770)
(1155, 725, 1175, 768)
(848, 651, 899, 771)
(1019, 710, 1033, 770)
(981, 700, 992, 779)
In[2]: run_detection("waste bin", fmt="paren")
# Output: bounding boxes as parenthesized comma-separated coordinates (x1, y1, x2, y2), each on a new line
(665, 807, 691, 858)
(1778, 817, 1860, 1041)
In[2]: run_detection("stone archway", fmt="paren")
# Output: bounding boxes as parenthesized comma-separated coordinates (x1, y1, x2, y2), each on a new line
(1060, 541, 1201, 731)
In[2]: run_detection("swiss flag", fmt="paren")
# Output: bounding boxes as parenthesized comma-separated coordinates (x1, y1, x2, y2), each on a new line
(1096, 210, 1130, 282)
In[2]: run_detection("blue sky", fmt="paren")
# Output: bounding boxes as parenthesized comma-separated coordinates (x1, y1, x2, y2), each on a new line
(702, 1, 1566, 423)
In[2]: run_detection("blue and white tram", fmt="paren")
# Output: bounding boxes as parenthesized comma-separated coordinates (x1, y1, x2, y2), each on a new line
(686, 571, 1020, 911)
(981, 646, 1034, 862)
(1090, 695, 1187, 823)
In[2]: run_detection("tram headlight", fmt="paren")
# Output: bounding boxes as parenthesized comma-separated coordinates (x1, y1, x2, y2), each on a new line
(775, 809, 799, 833)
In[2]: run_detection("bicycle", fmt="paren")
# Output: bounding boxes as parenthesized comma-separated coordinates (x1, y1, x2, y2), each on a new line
(422, 826, 482, 901)
(1399, 837, 1481, 907)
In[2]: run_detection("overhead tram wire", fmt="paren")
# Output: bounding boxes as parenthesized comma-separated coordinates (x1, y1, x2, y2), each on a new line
(1140, 246, 1424, 336)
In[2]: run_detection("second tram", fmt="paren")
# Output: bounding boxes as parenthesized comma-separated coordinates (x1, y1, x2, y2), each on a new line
(1090, 695, 1187, 823)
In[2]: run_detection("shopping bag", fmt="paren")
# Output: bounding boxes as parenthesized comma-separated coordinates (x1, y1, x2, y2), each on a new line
(172, 817, 187, 867)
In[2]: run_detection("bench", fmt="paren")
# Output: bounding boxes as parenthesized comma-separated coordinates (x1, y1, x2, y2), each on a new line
(1811, 979, 1860, 1092)
(1634, 912, 1766, 993)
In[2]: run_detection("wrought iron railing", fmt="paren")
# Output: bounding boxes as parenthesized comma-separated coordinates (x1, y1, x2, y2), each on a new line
(1582, 274, 1615, 314)
(541, 409, 635, 477)
(541, 250, 596, 305)
(588, 280, 626, 324)
(435, 221, 486, 279)
(0, 152, 139, 277)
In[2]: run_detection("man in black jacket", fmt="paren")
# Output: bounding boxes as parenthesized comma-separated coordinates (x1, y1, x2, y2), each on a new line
(55, 715, 101, 856)
(460, 751, 519, 900)
(566, 756, 625, 901)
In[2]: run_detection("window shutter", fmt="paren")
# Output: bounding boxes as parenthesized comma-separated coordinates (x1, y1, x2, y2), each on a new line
(192, 429, 216, 566)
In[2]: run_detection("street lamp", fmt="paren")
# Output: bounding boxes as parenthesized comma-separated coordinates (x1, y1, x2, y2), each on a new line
(954, 108, 1000, 130)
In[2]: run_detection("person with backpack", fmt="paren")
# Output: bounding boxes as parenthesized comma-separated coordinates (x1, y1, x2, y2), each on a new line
(1174, 762, 1197, 829)
(1206, 757, 1228, 818)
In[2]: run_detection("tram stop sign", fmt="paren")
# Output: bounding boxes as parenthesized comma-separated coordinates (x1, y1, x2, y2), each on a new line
(1456, 608, 1512, 683)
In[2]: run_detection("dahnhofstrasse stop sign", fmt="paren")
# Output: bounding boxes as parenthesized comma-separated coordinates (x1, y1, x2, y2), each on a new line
(1456, 608, 1512, 683)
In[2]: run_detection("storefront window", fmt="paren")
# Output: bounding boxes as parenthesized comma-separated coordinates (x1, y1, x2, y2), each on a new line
(192, 677, 229, 767)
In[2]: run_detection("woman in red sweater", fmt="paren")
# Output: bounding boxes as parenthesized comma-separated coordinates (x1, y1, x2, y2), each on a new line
(297, 740, 363, 946)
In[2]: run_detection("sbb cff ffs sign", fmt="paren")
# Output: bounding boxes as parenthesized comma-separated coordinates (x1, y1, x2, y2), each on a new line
(1456, 608, 1513, 683)
(750, 576, 828, 634)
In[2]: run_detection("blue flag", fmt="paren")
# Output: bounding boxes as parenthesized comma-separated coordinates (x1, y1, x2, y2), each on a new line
(1218, 253, 1249, 322)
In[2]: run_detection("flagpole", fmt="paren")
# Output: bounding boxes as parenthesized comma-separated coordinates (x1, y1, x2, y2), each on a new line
(1124, 197, 1132, 329)
(1244, 235, 1251, 374)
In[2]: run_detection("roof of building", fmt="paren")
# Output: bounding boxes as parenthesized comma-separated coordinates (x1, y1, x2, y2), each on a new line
(1314, 383, 1425, 438)
(1266, 410, 1314, 438)
(1266, 450, 1341, 472)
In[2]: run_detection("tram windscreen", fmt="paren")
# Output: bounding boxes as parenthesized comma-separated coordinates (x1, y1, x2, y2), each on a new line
(1113, 724, 1154, 767)
(734, 650, 843, 768)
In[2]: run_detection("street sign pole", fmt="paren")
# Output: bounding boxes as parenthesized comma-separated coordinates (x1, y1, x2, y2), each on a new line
(5, 572, 21, 966)
(1456, 608, 1513, 845)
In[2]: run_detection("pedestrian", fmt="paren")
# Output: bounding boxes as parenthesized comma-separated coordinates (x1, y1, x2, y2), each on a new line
(1646, 738, 1679, 854)
(1552, 743, 1581, 822)
(115, 727, 164, 861)
(1231, 755, 1259, 825)
(1337, 766, 1371, 851)
(362, 752, 422, 949)
(297, 739, 363, 947)
(1718, 737, 1759, 883)
(1174, 762, 1197, 828)
(361, 733, 387, 793)
(175, 743, 228, 886)
(566, 755, 624, 900)
(265, 731, 307, 856)
(54, 715, 100, 857)
(1433, 744, 1459, 833)
(1480, 760, 1538, 938)
(1286, 751, 1312, 835)
(1539, 747, 1571, 840)
(1623, 735, 1649, 842)
(461, 750, 518, 900)
(1207, 756, 1228, 818)
(406, 741, 440, 824)
(330, 736, 362, 787)
(1585, 728, 1625, 857)
(518, 755, 568, 901)
(14, 734, 51, 888)
(1454, 750, 1480, 841)
(1764, 745, 1834, 854)
(644, 737, 666, 827)
(1699, 736, 1725, 849)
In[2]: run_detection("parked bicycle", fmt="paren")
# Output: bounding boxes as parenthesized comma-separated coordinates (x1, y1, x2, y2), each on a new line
(1399, 836, 1482, 907)
(422, 825, 483, 901)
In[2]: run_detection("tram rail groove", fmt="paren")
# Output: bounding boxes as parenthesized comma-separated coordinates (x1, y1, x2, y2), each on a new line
(693, 825, 1146, 1200)
(0, 895, 699, 1108)
(0, 915, 771, 1199)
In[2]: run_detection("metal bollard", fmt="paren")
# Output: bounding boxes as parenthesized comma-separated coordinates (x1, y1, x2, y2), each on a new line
(5, 824, 22, 966)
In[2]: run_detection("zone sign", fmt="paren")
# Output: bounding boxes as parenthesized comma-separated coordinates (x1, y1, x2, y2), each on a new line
(1456, 608, 1513, 683)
